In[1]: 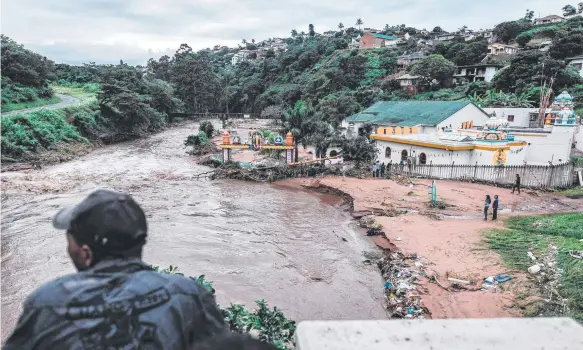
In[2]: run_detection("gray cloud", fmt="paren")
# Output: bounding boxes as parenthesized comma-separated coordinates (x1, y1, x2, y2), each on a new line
(2, 0, 558, 65)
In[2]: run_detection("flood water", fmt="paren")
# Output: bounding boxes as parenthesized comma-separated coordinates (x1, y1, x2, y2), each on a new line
(0, 121, 386, 342)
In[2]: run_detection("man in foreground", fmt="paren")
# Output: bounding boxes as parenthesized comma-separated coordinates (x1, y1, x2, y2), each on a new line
(4, 189, 228, 350)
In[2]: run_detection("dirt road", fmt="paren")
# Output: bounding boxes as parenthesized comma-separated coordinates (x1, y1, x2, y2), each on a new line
(2, 94, 80, 116)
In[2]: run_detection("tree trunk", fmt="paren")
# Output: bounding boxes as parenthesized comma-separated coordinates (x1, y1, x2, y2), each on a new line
(295, 145, 299, 162)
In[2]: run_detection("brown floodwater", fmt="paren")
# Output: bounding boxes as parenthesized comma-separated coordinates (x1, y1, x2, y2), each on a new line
(0, 121, 386, 342)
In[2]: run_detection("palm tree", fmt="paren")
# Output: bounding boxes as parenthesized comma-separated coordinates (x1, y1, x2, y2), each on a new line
(300, 31, 306, 38)
(242, 39, 247, 44)
(251, 38, 255, 43)
(280, 101, 317, 162)
(356, 18, 363, 30)
(338, 22, 344, 30)
(308, 121, 340, 160)
(291, 29, 298, 38)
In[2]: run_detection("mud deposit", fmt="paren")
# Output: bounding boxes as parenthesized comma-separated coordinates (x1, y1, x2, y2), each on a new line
(1, 122, 386, 342)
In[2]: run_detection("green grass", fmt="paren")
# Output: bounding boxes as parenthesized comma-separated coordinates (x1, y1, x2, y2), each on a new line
(52, 83, 99, 103)
(559, 187, 583, 198)
(1, 104, 96, 161)
(484, 213, 583, 322)
(1, 96, 61, 113)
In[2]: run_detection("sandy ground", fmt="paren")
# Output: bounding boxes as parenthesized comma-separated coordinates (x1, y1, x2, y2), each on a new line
(284, 176, 583, 319)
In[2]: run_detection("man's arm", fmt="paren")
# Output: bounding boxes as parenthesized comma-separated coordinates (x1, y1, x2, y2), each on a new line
(187, 286, 229, 346)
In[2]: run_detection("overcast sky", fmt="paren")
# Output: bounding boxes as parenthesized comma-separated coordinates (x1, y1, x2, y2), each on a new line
(2, 0, 559, 65)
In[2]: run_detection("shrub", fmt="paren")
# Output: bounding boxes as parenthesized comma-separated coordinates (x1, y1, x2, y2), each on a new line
(152, 265, 296, 349)
(199, 120, 215, 138)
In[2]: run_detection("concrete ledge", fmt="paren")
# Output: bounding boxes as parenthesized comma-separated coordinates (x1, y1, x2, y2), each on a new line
(296, 318, 583, 350)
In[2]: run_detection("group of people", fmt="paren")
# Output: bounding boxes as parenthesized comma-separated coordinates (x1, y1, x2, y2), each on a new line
(482, 174, 521, 221)
(3, 189, 277, 350)
(372, 160, 387, 178)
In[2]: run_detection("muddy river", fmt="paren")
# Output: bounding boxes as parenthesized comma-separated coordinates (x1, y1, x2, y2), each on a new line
(0, 121, 386, 342)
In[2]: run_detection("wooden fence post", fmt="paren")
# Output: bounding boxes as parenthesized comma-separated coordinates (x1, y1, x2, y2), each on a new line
(547, 164, 556, 189)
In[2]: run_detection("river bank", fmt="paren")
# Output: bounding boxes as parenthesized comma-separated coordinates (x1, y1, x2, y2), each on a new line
(284, 176, 583, 319)
(0, 121, 387, 344)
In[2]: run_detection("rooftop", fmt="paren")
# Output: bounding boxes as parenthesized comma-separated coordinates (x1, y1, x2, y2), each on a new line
(537, 14, 564, 20)
(371, 33, 398, 41)
(347, 101, 480, 127)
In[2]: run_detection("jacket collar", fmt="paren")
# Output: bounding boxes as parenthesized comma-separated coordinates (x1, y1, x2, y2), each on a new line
(87, 257, 151, 274)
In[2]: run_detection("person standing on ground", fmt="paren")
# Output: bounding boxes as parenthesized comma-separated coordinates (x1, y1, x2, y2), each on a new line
(492, 195, 499, 220)
(4, 189, 228, 350)
(372, 162, 377, 177)
(511, 174, 521, 194)
(375, 160, 381, 178)
(380, 162, 386, 178)
(483, 195, 491, 221)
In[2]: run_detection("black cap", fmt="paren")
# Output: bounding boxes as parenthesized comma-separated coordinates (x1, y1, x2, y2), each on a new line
(53, 189, 147, 254)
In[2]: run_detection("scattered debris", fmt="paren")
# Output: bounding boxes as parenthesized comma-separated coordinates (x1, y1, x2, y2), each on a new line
(448, 277, 470, 285)
(528, 264, 541, 275)
(568, 250, 582, 259)
(377, 252, 428, 319)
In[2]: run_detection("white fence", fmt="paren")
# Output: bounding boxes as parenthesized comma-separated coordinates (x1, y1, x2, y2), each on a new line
(386, 162, 575, 189)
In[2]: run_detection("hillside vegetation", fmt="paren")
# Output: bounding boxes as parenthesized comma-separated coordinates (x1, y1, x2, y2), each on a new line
(2, 7, 583, 163)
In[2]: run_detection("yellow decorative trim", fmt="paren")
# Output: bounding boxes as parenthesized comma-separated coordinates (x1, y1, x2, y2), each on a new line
(371, 135, 526, 151)
(219, 144, 250, 149)
(262, 145, 295, 150)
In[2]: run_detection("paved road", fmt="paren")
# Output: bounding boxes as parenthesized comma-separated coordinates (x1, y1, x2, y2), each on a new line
(2, 94, 80, 116)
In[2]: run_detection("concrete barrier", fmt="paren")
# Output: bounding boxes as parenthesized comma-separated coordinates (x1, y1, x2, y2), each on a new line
(296, 318, 583, 350)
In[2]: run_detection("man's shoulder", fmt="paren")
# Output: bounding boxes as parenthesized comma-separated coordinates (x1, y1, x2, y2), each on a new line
(25, 272, 82, 307)
(144, 271, 211, 295)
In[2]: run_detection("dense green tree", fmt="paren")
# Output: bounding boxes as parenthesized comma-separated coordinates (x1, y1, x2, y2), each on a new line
(563, 4, 577, 16)
(280, 101, 318, 161)
(524, 9, 535, 21)
(452, 40, 488, 65)
(309, 24, 315, 37)
(432, 26, 443, 33)
(1, 35, 55, 105)
(410, 54, 456, 85)
(338, 23, 344, 30)
(492, 50, 582, 94)
(492, 20, 532, 44)
(549, 30, 583, 59)
(340, 136, 377, 167)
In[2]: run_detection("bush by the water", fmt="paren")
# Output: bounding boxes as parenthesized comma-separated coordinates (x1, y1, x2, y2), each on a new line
(152, 266, 296, 349)
(200, 120, 215, 138)
(1, 107, 88, 161)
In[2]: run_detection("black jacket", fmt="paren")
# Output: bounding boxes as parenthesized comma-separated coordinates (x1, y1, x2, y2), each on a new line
(4, 258, 228, 350)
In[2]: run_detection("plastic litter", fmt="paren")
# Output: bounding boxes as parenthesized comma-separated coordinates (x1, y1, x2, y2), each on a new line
(528, 264, 541, 274)
(495, 275, 512, 283)
(447, 277, 470, 285)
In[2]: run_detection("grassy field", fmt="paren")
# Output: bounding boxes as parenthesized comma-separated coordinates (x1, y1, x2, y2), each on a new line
(1, 96, 61, 113)
(484, 213, 583, 321)
(52, 83, 99, 103)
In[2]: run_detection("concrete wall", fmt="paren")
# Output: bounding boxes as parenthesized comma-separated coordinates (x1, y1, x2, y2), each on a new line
(518, 126, 576, 164)
(375, 140, 472, 165)
(435, 104, 490, 131)
(295, 318, 583, 350)
(484, 66, 498, 82)
(482, 108, 538, 128)
(574, 124, 583, 152)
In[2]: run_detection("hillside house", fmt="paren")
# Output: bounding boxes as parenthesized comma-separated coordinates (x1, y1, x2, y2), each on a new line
(453, 63, 502, 84)
(231, 50, 256, 65)
(567, 55, 583, 77)
(397, 52, 426, 67)
(435, 33, 456, 41)
(475, 29, 493, 39)
(349, 35, 361, 49)
(534, 15, 565, 25)
(488, 43, 520, 55)
(396, 74, 424, 94)
(359, 33, 399, 49)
